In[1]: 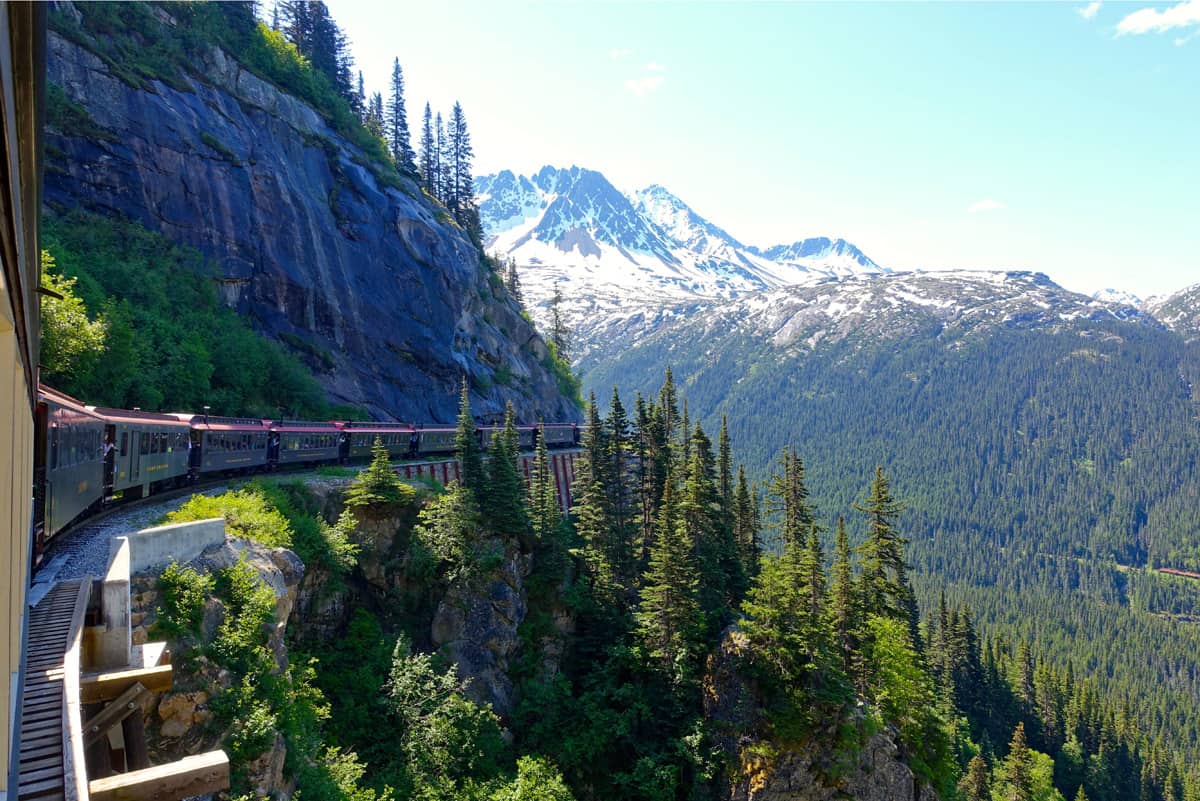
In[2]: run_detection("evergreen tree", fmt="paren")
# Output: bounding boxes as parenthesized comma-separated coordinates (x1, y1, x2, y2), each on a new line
(364, 91, 385, 139)
(958, 754, 991, 801)
(504, 259, 524, 307)
(679, 422, 731, 628)
(485, 402, 527, 541)
(572, 392, 620, 607)
(528, 422, 562, 545)
(345, 435, 414, 510)
(765, 448, 817, 549)
(548, 282, 571, 362)
(828, 516, 859, 678)
(385, 57, 415, 170)
(635, 479, 703, 688)
(606, 387, 635, 585)
(447, 101, 479, 235)
(435, 111, 449, 203)
(854, 466, 918, 641)
(733, 465, 760, 580)
(418, 102, 436, 192)
(1005, 722, 1035, 801)
(454, 378, 484, 499)
(353, 70, 365, 120)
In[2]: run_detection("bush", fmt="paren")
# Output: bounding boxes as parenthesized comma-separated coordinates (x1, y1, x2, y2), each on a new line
(154, 561, 213, 639)
(167, 488, 293, 548)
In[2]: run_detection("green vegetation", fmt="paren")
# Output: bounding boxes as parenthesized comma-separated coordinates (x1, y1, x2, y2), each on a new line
(151, 370, 1198, 800)
(345, 439, 417, 510)
(45, 83, 116, 142)
(40, 209, 336, 417)
(38, 249, 106, 387)
(584, 316, 1200, 766)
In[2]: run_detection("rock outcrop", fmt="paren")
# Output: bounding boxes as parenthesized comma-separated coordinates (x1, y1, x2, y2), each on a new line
(44, 5, 579, 423)
(431, 542, 530, 717)
(131, 536, 304, 798)
(705, 629, 939, 801)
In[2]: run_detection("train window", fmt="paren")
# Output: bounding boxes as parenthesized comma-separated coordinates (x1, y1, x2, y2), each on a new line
(68, 426, 77, 466)
(150, 434, 159, 455)
(140, 432, 149, 455)
(120, 432, 128, 457)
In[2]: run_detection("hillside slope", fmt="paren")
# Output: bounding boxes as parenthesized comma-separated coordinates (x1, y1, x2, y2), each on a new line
(44, 4, 577, 423)
(581, 269, 1200, 754)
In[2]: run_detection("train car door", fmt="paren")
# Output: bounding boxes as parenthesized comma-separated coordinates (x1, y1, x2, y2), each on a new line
(103, 423, 116, 493)
(131, 428, 141, 482)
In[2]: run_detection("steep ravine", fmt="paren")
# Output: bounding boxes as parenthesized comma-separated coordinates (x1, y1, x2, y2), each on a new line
(44, 5, 577, 423)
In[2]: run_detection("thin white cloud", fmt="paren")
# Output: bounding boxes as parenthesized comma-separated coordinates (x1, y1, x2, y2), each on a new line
(608, 48, 631, 60)
(1116, 0, 1200, 35)
(1077, 1, 1102, 20)
(625, 75, 664, 97)
(644, 61, 666, 72)
(968, 199, 1005, 214)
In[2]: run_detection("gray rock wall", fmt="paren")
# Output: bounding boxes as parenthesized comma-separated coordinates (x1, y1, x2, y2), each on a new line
(45, 17, 578, 423)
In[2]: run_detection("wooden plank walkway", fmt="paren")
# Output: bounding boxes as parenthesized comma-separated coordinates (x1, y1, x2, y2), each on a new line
(17, 579, 87, 801)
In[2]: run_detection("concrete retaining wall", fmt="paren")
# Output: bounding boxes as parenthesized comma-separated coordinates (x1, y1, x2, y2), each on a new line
(128, 517, 226, 575)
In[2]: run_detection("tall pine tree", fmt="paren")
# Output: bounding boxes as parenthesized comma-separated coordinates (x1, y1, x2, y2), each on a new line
(385, 58, 415, 170)
(635, 479, 703, 688)
(485, 402, 527, 541)
(854, 466, 918, 642)
(418, 102, 436, 192)
(454, 378, 484, 500)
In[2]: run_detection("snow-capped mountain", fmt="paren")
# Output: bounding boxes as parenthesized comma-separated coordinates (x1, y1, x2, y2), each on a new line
(1144, 282, 1200, 343)
(475, 167, 886, 350)
(576, 269, 1153, 375)
(1091, 288, 1143, 307)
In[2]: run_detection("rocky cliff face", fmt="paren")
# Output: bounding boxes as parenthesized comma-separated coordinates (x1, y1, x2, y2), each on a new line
(705, 629, 940, 801)
(44, 6, 578, 423)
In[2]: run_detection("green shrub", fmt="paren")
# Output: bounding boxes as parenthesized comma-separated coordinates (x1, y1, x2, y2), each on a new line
(167, 488, 293, 548)
(154, 561, 213, 639)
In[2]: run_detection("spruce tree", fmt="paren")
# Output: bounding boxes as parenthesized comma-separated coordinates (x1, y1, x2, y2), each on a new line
(573, 393, 619, 606)
(447, 102, 478, 235)
(957, 754, 991, 801)
(635, 479, 703, 688)
(485, 402, 527, 541)
(765, 448, 817, 550)
(504, 259, 524, 307)
(733, 465, 760, 580)
(385, 57, 415, 170)
(1005, 722, 1034, 801)
(418, 102, 436, 192)
(828, 516, 858, 678)
(680, 422, 729, 628)
(606, 387, 635, 584)
(365, 92, 385, 139)
(454, 378, 484, 499)
(853, 465, 917, 638)
(528, 422, 562, 545)
(434, 111, 448, 203)
(548, 283, 571, 362)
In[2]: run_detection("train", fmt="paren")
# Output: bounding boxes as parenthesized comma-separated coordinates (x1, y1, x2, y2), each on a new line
(32, 384, 580, 555)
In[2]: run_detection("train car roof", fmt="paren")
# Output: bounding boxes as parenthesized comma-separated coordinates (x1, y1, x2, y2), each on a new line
(38, 384, 105, 419)
(90, 407, 192, 427)
(169, 413, 271, 432)
(270, 420, 342, 434)
(342, 421, 415, 433)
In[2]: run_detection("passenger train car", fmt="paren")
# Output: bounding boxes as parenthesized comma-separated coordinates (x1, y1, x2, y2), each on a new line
(31, 385, 581, 553)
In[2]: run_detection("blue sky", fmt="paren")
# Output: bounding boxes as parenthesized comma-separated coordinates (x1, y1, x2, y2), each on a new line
(331, 1, 1198, 298)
